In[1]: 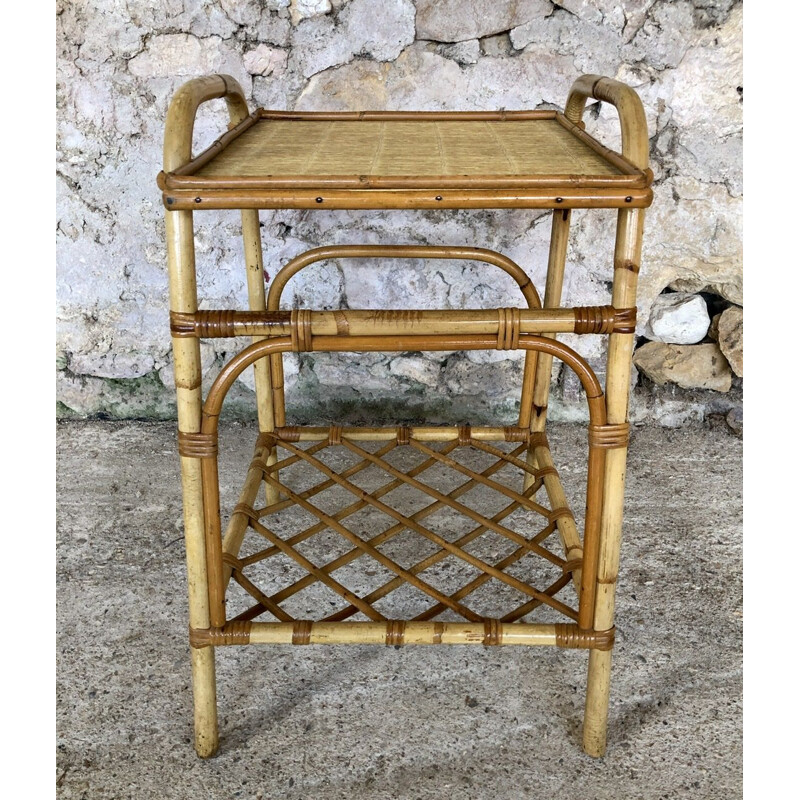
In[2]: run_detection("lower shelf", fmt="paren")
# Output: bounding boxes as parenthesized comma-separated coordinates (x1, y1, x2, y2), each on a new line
(199, 424, 609, 649)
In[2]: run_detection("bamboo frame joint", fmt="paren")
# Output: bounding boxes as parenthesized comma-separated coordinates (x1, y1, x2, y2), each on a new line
(554, 625, 615, 651)
(190, 622, 252, 648)
(177, 430, 218, 459)
(588, 423, 630, 449)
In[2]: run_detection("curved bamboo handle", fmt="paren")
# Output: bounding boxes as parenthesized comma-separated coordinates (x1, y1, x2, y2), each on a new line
(163, 74, 250, 172)
(564, 75, 649, 171)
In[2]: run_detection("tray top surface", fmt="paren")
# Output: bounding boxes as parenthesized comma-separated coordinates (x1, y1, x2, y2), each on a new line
(194, 117, 624, 182)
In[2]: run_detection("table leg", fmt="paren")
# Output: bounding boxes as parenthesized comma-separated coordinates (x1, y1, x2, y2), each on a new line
(241, 209, 279, 505)
(167, 208, 219, 758)
(583, 207, 644, 757)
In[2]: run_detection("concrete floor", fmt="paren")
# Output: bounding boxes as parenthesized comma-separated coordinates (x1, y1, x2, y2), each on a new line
(56, 421, 742, 799)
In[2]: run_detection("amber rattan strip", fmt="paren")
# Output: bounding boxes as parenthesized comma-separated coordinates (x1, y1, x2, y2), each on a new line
(239, 437, 580, 623)
(226, 435, 580, 627)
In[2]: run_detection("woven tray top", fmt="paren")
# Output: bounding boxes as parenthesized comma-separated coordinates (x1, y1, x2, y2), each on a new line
(204, 117, 619, 179)
(164, 110, 650, 191)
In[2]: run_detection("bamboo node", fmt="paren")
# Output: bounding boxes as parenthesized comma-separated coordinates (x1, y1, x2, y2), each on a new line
(458, 425, 472, 446)
(496, 307, 521, 349)
(333, 310, 350, 334)
(177, 430, 218, 459)
(483, 618, 502, 646)
(292, 620, 313, 645)
(432, 622, 444, 645)
(396, 426, 411, 446)
(290, 308, 313, 351)
(386, 620, 407, 647)
(503, 426, 529, 442)
(169, 311, 196, 337)
(328, 425, 343, 446)
(588, 423, 630, 449)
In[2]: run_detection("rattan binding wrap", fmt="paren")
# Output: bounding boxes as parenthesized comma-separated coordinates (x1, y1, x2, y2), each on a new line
(178, 431, 218, 459)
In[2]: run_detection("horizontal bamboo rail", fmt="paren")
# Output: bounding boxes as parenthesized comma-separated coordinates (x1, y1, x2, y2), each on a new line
(268, 425, 534, 442)
(162, 186, 652, 211)
(189, 621, 615, 649)
(170, 306, 636, 339)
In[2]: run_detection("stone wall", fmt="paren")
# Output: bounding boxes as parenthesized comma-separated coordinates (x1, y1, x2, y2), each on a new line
(56, 0, 743, 428)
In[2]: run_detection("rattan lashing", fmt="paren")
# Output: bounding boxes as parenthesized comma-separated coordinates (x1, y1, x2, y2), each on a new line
(161, 72, 652, 760)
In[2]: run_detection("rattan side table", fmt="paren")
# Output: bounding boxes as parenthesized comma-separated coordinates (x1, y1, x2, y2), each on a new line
(157, 73, 652, 758)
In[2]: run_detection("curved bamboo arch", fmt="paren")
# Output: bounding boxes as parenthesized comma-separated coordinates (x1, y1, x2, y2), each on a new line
(163, 74, 249, 173)
(198, 333, 608, 632)
(264, 245, 544, 429)
(564, 75, 649, 172)
(266, 245, 542, 311)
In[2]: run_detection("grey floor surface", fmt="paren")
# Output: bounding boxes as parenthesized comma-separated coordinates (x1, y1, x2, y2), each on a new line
(56, 421, 742, 799)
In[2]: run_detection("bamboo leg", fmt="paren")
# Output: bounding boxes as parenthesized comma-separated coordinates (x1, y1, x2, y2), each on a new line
(167, 208, 219, 758)
(583, 208, 644, 757)
(529, 208, 572, 437)
(241, 209, 279, 504)
(524, 210, 578, 583)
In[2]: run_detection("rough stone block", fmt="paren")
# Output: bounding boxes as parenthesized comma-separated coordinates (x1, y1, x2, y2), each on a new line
(416, 0, 552, 43)
(716, 305, 743, 377)
(633, 342, 732, 392)
(644, 292, 710, 345)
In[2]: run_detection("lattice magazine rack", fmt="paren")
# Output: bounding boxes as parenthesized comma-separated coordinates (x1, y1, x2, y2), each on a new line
(157, 73, 652, 758)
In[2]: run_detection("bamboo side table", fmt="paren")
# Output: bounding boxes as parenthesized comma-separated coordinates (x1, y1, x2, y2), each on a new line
(158, 73, 652, 759)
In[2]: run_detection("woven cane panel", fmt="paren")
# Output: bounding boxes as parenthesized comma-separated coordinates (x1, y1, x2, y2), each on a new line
(224, 436, 580, 626)
(196, 119, 622, 179)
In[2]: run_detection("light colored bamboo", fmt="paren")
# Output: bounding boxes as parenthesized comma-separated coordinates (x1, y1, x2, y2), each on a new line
(266, 246, 541, 310)
(163, 75, 252, 759)
(221, 437, 269, 590)
(201, 335, 605, 430)
(240, 208, 280, 506)
(529, 441, 584, 593)
(263, 244, 544, 439)
(247, 622, 558, 646)
(271, 425, 527, 441)
(163, 74, 249, 173)
(564, 75, 650, 171)
(530, 209, 572, 434)
(583, 207, 645, 758)
(166, 207, 218, 758)
(526, 208, 579, 589)
(160, 73, 653, 760)
(175, 305, 632, 338)
(162, 186, 652, 211)
(241, 210, 272, 430)
(259, 110, 556, 120)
